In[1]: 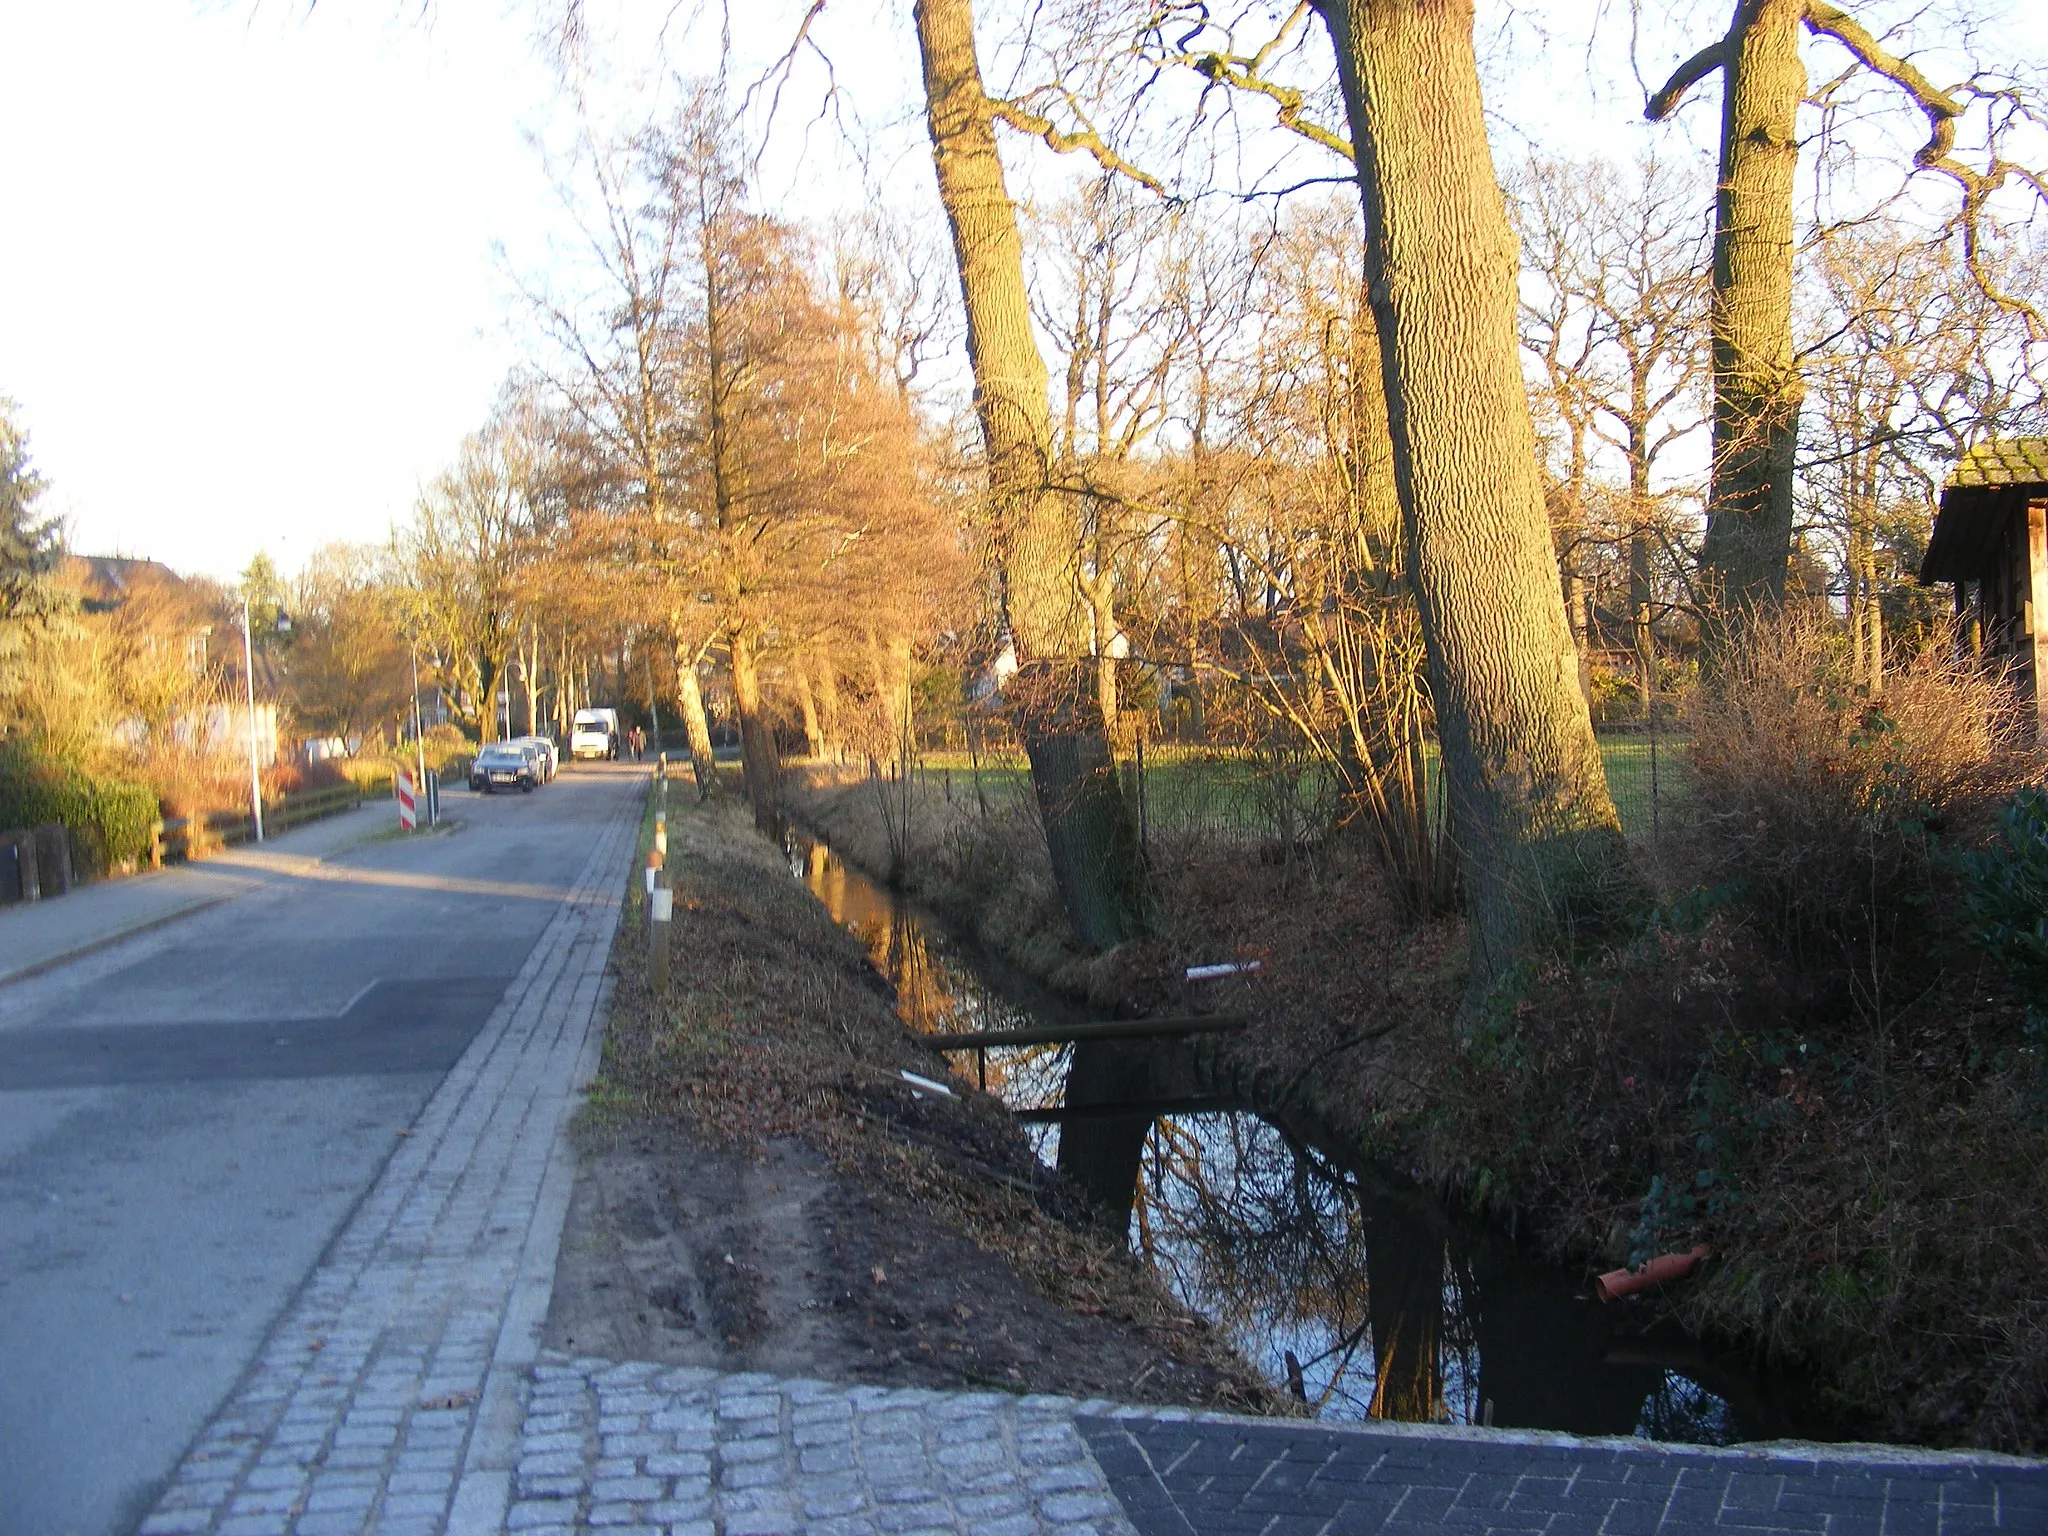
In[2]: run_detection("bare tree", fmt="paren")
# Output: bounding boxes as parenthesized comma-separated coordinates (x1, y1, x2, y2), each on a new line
(1515, 156, 1712, 715)
(1304, 0, 1633, 990)
(396, 412, 545, 743)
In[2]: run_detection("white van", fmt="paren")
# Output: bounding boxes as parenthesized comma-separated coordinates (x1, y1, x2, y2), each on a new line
(569, 708, 620, 761)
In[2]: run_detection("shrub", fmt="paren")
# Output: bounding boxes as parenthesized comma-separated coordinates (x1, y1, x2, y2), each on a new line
(1958, 786, 2048, 1003)
(1682, 611, 2033, 969)
(0, 740, 161, 877)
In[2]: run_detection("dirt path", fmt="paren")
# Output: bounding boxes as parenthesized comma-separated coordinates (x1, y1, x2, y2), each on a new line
(543, 796, 1276, 1412)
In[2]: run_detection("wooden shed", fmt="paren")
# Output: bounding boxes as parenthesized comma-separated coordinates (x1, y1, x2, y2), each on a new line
(1919, 437, 2048, 738)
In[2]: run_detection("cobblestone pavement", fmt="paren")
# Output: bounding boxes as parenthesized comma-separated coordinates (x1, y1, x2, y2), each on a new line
(133, 778, 2048, 1536)
(503, 1359, 1137, 1536)
(138, 790, 639, 1536)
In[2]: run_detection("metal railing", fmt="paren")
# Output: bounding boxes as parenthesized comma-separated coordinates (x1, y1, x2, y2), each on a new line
(155, 782, 364, 864)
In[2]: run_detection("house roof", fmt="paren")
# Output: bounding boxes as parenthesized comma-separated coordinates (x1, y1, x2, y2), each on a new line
(1919, 439, 2048, 584)
(63, 554, 190, 610)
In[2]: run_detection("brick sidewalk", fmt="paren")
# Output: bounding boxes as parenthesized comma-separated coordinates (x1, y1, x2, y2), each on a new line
(139, 792, 638, 1536)
(1076, 1414, 2048, 1536)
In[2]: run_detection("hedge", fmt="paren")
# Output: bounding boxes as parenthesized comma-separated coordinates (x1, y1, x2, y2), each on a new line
(0, 743, 161, 878)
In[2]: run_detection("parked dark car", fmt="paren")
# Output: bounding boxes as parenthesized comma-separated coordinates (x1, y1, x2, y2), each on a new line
(470, 742, 538, 794)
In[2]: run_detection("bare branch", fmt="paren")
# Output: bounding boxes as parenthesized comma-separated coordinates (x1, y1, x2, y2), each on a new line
(1800, 2, 1961, 166)
(1644, 36, 1729, 121)
(987, 94, 1165, 194)
(1802, 0, 2048, 338)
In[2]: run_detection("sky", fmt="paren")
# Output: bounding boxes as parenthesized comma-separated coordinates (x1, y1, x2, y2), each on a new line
(0, 0, 2025, 586)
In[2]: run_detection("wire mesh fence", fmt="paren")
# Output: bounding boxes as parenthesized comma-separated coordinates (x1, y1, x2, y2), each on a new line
(886, 725, 1690, 856)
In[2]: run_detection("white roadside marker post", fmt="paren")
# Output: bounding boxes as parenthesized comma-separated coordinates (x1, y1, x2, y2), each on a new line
(649, 879, 672, 993)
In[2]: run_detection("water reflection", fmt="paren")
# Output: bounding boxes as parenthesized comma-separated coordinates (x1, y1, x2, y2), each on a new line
(787, 833, 1072, 1130)
(787, 828, 1815, 1445)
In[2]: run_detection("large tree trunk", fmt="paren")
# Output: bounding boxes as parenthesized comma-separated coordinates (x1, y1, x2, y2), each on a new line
(866, 627, 903, 761)
(913, 0, 1146, 953)
(1648, 1, 1805, 622)
(523, 629, 541, 738)
(676, 644, 719, 801)
(729, 623, 780, 833)
(1314, 0, 1630, 994)
(793, 656, 824, 759)
(1085, 566, 1120, 742)
(1629, 428, 1657, 720)
(916, 0, 1151, 1224)
(1701, 0, 1805, 614)
(816, 651, 843, 759)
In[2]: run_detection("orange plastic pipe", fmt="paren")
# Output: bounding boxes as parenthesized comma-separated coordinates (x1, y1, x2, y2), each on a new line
(1596, 1245, 1709, 1303)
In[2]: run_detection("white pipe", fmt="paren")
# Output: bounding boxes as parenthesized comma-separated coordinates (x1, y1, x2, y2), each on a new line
(1185, 961, 1261, 982)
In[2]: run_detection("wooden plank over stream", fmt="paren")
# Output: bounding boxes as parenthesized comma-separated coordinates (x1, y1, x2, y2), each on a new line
(914, 1014, 1247, 1052)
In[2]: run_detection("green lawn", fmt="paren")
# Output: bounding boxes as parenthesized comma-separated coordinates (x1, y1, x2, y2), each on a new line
(907, 735, 1689, 844)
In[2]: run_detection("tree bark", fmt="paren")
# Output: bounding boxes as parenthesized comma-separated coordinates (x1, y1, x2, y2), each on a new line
(1703, 0, 1806, 614)
(676, 644, 719, 800)
(1313, 0, 1630, 993)
(793, 656, 825, 759)
(913, 0, 1146, 953)
(866, 627, 902, 760)
(729, 622, 780, 833)
(1628, 429, 1657, 721)
(816, 651, 843, 758)
(1649, 0, 1806, 620)
(1085, 567, 1120, 741)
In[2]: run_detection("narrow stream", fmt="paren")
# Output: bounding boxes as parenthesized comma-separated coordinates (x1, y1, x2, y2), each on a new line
(786, 828, 1835, 1446)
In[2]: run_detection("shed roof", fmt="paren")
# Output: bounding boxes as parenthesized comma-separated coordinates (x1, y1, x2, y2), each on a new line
(1919, 438, 2048, 584)
(1947, 437, 2048, 489)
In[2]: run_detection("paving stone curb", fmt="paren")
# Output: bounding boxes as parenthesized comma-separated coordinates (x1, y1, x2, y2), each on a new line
(138, 788, 640, 1536)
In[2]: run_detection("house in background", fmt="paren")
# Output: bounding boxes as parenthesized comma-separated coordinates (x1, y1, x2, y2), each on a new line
(62, 553, 282, 761)
(1919, 437, 2048, 740)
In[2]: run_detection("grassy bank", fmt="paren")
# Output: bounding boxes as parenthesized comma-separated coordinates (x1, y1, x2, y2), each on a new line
(781, 764, 2048, 1452)
(581, 788, 1281, 1410)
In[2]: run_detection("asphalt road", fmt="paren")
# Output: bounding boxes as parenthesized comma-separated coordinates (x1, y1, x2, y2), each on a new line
(0, 762, 643, 1536)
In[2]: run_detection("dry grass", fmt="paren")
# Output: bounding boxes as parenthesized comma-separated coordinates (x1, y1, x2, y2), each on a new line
(1683, 611, 2037, 969)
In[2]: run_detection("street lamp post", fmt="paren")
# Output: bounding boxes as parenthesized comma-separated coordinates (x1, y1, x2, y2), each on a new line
(410, 639, 428, 818)
(241, 595, 265, 843)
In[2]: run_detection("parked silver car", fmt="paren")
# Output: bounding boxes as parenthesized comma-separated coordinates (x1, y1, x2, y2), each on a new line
(512, 734, 558, 782)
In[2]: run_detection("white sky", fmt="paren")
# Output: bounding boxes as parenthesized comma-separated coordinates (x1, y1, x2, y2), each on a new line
(0, 0, 2027, 584)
